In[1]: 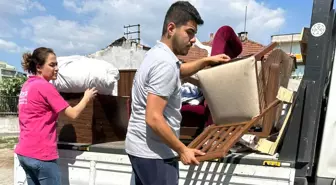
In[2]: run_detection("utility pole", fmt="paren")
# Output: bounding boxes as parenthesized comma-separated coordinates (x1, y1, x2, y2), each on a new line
(244, 6, 247, 33)
(124, 24, 141, 44)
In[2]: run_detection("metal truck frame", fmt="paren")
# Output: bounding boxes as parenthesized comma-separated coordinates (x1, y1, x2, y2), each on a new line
(13, 0, 336, 184)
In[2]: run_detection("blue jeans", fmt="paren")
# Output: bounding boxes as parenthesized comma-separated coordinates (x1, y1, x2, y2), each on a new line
(128, 155, 179, 185)
(17, 155, 61, 185)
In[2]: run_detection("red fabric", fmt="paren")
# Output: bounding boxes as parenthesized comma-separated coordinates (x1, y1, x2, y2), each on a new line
(210, 26, 243, 59)
(181, 103, 206, 127)
(205, 26, 242, 126)
(181, 104, 205, 115)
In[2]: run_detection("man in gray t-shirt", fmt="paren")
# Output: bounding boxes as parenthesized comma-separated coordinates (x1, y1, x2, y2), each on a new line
(125, 1, 230, 185)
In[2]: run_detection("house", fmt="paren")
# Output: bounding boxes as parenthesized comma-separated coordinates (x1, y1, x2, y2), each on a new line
(88, 37, 150, 96)
(271, 28, 308, 79)
(0, 61, 26, 81)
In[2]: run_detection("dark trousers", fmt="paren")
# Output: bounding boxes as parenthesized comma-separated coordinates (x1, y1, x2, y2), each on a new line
(128, 155, 179, 185)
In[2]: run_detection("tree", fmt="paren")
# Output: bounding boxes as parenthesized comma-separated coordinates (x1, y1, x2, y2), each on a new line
(0, 76, 27, 96)
(0, 76, 27, 113)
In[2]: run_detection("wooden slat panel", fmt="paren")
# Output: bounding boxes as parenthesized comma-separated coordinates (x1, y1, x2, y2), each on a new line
(196, 127, 219, 149)
(187, 125, 215, 148)
(208, 126, 235, 152)
(93, 95, 130, 143)
(57, 98, 94, 143)
(118, 70, 136, 96)
(189, 100, 281, 162)
(201, 127, 227, 152)
(57, 93, 131, 144)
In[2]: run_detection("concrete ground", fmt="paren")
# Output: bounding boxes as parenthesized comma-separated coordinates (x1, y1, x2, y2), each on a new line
(0, 137, 18, 185)
(0, 149, 14, 185)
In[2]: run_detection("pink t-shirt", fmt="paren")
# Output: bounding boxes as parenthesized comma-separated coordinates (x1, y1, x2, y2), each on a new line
(15, 76, 69, 161)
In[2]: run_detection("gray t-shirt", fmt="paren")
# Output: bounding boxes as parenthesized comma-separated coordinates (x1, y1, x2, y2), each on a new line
(125, 41, 182, 159)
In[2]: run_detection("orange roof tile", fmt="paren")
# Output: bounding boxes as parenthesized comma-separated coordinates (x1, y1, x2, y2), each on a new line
(178, 45, 208, 62)
(239, 39, 266, 57)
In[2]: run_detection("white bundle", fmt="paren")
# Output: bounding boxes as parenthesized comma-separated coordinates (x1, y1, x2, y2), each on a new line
(52, 55, 119, 95)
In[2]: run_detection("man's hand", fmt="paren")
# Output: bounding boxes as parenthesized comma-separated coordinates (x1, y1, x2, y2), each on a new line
(179, 147, 205, 165)
(180, 53, 231, 78)
(207, 54, 231, 66)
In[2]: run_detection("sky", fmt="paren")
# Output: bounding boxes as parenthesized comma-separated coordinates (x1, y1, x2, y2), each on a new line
(0, 0, 321, 72)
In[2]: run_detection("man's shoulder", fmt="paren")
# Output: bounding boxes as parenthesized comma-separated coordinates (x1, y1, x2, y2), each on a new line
(145, 45, 173, 62)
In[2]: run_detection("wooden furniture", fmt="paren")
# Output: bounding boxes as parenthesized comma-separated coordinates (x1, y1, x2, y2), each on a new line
(188, 100, 281, 162)
(252, 48, 295, 137)
(186, 43, 294, 161)
(57, 93, 131, 144)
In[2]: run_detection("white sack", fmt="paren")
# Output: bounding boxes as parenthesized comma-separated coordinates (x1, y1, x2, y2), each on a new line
(52, 55, 120, 95)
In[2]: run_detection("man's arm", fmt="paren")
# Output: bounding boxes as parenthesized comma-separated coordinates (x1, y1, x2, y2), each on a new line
(145, 93, 186, 154)
(145, 93, 204, 165)
(180, 54, 231, 78)
(180, 58, 209, 78)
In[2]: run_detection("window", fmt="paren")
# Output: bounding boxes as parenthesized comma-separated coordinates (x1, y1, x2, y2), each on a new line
(1, 69, 16, 77)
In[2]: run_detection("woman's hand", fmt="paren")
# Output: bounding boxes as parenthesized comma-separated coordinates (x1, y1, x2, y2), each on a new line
(83, 87, 98, 102)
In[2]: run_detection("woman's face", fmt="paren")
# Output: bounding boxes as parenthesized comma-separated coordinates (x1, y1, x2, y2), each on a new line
(37, 53, 58, 81)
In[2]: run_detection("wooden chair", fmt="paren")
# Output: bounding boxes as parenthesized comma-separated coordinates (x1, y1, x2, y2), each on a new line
(184, 43, 294, 162)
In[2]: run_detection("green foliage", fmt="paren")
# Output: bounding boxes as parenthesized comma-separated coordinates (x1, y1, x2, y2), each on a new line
(0, 76, 26, 113)
(0, 76, 27, 96)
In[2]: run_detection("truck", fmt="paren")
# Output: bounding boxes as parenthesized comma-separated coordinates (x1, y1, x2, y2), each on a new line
(13, 0, 336, 184)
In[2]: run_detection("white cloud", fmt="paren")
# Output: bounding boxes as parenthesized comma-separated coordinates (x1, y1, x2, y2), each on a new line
(22, 16, 107, 55)
(0, 39, 22, 53)
(63, 0, 285, 44)
(22, 0, 285, 56)
(0, 0, 45, 16)
(0, 0, 45, 40)
(30, 1, 46, 11)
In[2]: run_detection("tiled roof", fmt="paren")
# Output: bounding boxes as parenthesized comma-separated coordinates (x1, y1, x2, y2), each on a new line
(239, 40, 266, 57)
(178, 39, 267, 63)
(178, 44, 208, 62)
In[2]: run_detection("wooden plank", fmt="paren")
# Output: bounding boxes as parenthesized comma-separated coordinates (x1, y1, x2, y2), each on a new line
(258, 63, 281, 137)
(118, 70, 136, 96)
(256, 104, 293, 155)
(254, 42, 278, 61)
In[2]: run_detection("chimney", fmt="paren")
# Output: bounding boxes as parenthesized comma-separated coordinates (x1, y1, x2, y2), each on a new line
(210, 33, 214, 39)
(209, 33, 214, 42)
(238, 31, 248, 42)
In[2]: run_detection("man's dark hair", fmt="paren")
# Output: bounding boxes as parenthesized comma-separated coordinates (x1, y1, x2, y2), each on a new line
(162, 1, 204, 36)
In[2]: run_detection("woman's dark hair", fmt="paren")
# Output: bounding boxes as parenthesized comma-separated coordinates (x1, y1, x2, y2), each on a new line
(21, 47, 55, 74)
(162, 1, 204, 36)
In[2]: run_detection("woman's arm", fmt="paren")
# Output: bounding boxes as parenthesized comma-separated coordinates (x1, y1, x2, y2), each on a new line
(63, 88, 97, 119)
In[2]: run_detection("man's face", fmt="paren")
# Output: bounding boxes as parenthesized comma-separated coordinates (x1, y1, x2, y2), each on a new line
(171, 20, 197, 56)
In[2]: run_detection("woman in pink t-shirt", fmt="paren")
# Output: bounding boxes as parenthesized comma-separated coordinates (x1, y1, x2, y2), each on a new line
(15, 47, 97, 185)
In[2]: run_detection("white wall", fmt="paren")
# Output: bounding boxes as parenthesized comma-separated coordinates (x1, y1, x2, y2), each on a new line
(276, 42, 301, 55)
(88, 41, 147, 70)
(0, 116, 19, 134)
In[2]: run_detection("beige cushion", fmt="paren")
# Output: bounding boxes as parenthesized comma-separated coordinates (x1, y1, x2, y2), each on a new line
(196, 56, 261, 124)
